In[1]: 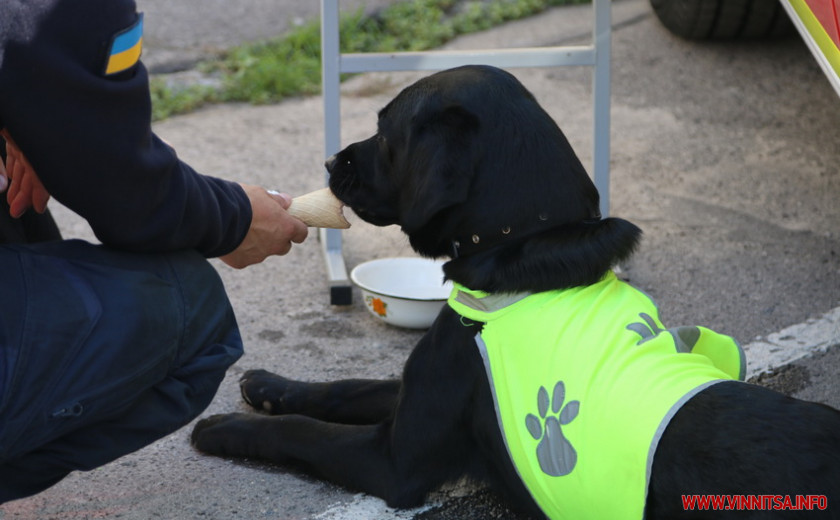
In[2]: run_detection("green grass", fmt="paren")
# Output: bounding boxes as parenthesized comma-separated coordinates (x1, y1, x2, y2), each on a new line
(151, 0, 590, 121)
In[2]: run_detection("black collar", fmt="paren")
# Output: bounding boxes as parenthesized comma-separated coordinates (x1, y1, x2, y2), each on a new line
(450, 212, 602, 258)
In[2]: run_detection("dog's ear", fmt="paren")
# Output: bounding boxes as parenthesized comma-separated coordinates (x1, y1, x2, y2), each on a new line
(398, 104, 479, 234)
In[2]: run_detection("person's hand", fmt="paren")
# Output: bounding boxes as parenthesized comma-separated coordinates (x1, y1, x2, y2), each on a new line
(0, 130, 51, 218)
(220, 184, 309, 269)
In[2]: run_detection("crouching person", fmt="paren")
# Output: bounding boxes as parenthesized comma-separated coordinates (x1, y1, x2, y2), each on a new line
(0, 241, 243, 500)
(0, 0, 308, 501)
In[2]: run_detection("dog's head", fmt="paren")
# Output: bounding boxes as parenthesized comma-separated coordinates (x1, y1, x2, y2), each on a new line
(329, 65, 639, 292)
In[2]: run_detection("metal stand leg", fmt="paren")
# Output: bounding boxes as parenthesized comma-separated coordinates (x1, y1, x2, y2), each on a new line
(320, 0, 353, 305)
(592, 0, 612, 218)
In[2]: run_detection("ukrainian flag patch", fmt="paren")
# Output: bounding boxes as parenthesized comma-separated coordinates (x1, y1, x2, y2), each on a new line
(104, 13, 144, 76)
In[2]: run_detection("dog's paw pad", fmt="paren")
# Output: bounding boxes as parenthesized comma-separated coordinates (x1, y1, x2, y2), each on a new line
(524, 381, 579, 477)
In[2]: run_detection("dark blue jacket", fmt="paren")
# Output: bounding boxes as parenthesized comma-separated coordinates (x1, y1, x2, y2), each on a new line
(0, 0, 251, 256)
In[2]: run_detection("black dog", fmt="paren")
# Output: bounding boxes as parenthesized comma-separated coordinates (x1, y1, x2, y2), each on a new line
(192, 66, 840, 519)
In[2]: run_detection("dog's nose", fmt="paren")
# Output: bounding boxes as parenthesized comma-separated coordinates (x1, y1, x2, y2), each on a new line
(324, 155, 337, 172)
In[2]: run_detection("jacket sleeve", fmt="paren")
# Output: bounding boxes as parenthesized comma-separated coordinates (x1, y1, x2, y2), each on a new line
(0, 0, 251, 257)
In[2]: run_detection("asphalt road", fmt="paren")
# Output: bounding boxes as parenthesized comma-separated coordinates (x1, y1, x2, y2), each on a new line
(1, 0, 838, 518)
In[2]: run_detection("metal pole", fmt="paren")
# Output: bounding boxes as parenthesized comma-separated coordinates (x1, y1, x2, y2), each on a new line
(592, 0, 612, 217)
(320, 0, 352, 304)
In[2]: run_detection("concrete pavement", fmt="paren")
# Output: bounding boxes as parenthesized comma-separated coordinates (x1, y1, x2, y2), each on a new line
(1, 0, 838, 518)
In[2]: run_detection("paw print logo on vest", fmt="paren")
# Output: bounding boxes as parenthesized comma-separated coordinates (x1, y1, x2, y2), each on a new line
(626, 312, 701, 352)
(525, 381, 580, 476)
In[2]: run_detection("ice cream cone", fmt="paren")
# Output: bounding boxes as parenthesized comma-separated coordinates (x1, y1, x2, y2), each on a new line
(287, 187, 351, 229)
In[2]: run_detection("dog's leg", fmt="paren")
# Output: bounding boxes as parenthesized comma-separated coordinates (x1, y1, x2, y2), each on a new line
(192, 311, 483, 508)
(192, 413, 438, 506)
(191, 394, 470, 508)
(239, 369, 400, 424)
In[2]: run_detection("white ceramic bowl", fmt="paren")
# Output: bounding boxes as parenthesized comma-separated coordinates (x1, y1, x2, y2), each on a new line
(350, 257, 453, 329)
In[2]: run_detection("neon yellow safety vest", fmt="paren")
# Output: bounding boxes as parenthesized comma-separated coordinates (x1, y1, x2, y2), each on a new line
(447, 271, 745, 520)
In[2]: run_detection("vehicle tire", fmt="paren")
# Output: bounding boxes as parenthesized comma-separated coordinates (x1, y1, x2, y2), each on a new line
(649, 0, 793, 40)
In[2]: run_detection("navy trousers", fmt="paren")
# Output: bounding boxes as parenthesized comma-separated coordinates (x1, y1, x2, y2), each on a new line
(0, 239, 243, 502)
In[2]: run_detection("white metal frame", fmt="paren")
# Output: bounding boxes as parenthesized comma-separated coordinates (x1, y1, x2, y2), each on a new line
(320, 0, 612, 304)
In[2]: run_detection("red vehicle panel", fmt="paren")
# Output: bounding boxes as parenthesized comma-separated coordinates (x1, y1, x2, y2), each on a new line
(804, 0, 840, 48)
(783, 0, 840, 96)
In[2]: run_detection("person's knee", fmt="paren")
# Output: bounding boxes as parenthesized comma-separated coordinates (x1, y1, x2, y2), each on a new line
(164, 250, 243, 387)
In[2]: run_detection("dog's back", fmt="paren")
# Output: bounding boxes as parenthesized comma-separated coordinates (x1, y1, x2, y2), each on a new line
(647, 381, 840, 518)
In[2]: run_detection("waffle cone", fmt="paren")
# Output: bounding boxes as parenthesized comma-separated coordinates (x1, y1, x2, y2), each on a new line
(287, 187, 351, 229)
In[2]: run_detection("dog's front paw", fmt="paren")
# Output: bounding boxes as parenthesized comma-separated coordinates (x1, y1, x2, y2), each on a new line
(192, 413, 293, 464)
(239, 369, 294, 414)
(191, 413, 258, 457)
